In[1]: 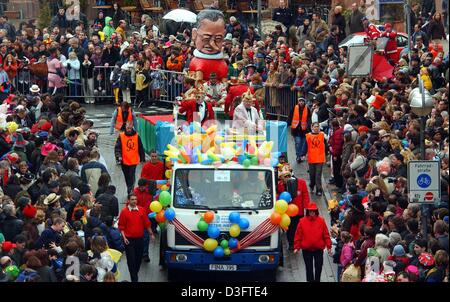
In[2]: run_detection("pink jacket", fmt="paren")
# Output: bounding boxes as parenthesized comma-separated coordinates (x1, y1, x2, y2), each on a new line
(340, 242, 354, 267)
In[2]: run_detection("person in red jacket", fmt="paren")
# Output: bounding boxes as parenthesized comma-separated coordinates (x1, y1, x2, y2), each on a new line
(179, 87, 215, 126)
(277, 167, 311, 251)
(294, 202, 332, 282)
(141, 149, 164, 181)
(380, 23, 398, 63)
(328, 119, 344, 191)
(118, 193, 155, 282)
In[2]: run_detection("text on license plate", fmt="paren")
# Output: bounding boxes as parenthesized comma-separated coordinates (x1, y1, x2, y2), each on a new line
(209, 264, 237, 271)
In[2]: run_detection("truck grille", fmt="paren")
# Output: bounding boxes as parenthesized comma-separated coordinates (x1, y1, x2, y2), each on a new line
(174, 231, 271, 247)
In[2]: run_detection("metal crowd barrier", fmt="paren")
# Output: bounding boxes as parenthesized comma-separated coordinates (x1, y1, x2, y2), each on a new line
(13, 66, 186, 106)
(263, 86, 298, 121)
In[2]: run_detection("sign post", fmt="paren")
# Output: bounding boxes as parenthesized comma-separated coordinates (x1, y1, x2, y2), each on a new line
(407, 160, 441, 204)
(346, 45, 373, 77)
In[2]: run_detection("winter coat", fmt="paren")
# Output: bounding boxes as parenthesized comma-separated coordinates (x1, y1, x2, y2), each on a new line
(329, 127, 344, 157)
(103, 17, 115, 39)
(308, 19, 329, 43)
(80, 160, 108, 196)
(427, 19, 446, 40)
(0, 215, 24, 241)
(349, 10, 365, 33)
(294, 215, 332, 251)
(96, 192, 119, 219)
(84, 216, 108, 249)
(63, 57, 81, 80)
(105, 226, 125, 252)
(340, 242, 355, 267)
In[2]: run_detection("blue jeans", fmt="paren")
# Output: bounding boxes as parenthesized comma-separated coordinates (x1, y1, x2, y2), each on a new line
(69, 80, 81, 97)
(294, 135, 307, 158)
(143, 229, 150, 257)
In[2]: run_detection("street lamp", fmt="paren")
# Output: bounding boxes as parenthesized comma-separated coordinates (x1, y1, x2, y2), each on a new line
(408, 75, 434, 240)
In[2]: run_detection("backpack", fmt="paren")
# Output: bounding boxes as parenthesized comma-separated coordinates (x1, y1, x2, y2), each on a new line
(15, 269, 40, 282)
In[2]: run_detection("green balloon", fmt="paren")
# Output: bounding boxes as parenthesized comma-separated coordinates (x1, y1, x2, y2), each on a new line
(224, 248, 231, 256)
(159, 191, 171, 207)
(243, 159, 251, 168)
(220, 239, 229, 249)
(250, 156, 259, 165)
(197, 220, 209, 232)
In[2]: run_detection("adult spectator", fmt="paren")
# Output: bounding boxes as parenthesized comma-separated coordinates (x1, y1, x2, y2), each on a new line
(272, 0, 294, 31)
(348, 3, 365, 33)
(427, 12, 446, 42)
(96, 185, 119, 220)
(50, 8, 70, 34)
(308, 13, 329, 46)
(114, 122, 145, 194)
(294, 202, 332, 282)
(0, 204, 23, 241)
(112, 2, 126, 28)
(80, 149, 108, 196)
(118, 193, 155, 282)
(34, 217, 64, 249)
(331, 6, 346, 42)
(421, 0, 436, 18)
(328, 119, 344, 192)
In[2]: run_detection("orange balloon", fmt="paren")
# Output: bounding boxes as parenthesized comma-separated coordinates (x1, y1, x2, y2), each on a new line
(286, 204, 299, 217)
(156, 210, 166, 223)
(203, 211, 215, 223)
(270, 212, 282, 225)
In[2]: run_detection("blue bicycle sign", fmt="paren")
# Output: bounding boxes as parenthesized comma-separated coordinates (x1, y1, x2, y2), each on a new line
(417, 174, 432, 188)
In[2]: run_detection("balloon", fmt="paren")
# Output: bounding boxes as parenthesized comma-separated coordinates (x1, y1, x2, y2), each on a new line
(165, 170, 172, 179)
(207, 225, 221, 239)
(229, 212, 241, 224)
(156, 210, 166, 223)
(197, 220, 209, 232)
(203, 238, 218, 252)
(270, 212, 282, 225)
(280, 214, 291, 228)
(248, 145, 255, 154)
(263, 158, 272, 166)
(222, 147, 235, 160)
(238, 218, 250, 230)
(279, 191, 292, 203)
(228, 238, 238, 249)
(237, 155, 246, 164)
(270, 158, 279, 167)
(220, 239, 229, 249)
(243, 159, 251, 168)
(213, 246, 225, 258)
(203, 211, 215, 223)
(150, 201, 163, 213)
(159, 191, 171, 207)
(148, 212, 157, 219)
(250, 156, 259, 165)
(229, 224, 241, 237)
(224, 248, 231, 256)
(164, 208, 176, 221)
(286, 204, 299, 217)
(339, 200, 345, 206)
(160, 185, 169, 191)
(275, 200, 289, 214)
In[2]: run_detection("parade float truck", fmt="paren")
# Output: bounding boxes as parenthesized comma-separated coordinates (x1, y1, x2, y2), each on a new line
(150, 131, 295, 281)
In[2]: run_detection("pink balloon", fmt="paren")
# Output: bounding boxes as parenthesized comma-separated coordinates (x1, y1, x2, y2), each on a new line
(263, 158, 271, 166)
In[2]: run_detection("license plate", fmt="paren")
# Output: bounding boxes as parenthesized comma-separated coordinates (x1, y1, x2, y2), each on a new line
(209, 264, 237, 271)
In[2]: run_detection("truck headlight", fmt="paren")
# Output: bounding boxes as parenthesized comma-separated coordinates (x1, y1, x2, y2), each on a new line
(176, 254, 187, 262)
(258, 255, 270, 263)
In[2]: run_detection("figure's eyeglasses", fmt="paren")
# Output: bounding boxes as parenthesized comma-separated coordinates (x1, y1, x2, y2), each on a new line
(197, 30, 223, 44)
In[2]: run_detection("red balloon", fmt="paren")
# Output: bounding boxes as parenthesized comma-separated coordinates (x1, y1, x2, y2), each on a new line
(203, 211, 215, 223)
(270, 212, 282, 225)
(286, 204, 299, 217)
(156, 210, 166, 223)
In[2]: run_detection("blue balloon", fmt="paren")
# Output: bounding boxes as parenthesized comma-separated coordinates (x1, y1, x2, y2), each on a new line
(207, 225, 220, 239)
(338, 200, 345, 207)
(229, 212, 241, 224)
(213, 246, 225, 258)
(148, 212, 157, 219)
(270, 158, 279, 167)
(228, 238, 238, 249)
(279, 191, 292, 203)
(237, 155, 246, 164)
(164, 208, 176, 221)
(239, 218, 250, 230)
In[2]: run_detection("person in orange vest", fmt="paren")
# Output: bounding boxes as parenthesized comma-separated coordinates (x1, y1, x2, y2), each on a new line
(114, 121, 145, 194)
(109, 102, 138, 135)
(306, 122, 328, 196)
(288, 97, 311, 164)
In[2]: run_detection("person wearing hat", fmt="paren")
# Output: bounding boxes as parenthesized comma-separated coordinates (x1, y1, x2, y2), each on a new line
(232, 89, 264, 134)
(277, 165, 311, 251)
(203, 72, 227, 107)
(293, 202, 332, 282)
(179, 86, 215, 126)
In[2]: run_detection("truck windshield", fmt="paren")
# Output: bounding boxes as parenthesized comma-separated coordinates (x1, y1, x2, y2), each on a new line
(173, 169, 273, 210)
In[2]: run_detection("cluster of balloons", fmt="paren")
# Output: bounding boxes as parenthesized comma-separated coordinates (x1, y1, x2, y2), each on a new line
(148, 190, 176, 223)
(199, 211, 250, 257)
(269, 192, 299, 231)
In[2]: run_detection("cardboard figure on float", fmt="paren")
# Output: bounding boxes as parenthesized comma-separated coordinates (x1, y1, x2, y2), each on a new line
(189, 10, 228, 82)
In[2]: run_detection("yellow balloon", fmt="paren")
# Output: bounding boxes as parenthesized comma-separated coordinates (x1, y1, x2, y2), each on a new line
(229, 224, 241, 238)
(203, 238, 218, 252)
(165, 170, 172, 179)
(161, 185, 169, 191)
(280, 214, 291, 228)
(150, 201, 163, 213)
(275, 200, 289, 214)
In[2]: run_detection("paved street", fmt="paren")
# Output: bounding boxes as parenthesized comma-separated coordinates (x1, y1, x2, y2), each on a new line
(87, 104, 337, 282)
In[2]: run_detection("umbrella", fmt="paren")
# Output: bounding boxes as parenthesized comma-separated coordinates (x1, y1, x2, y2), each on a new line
(163, 9, 197, 24)
(260, 20, 286, 36)
(371, 53, 394, 82)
